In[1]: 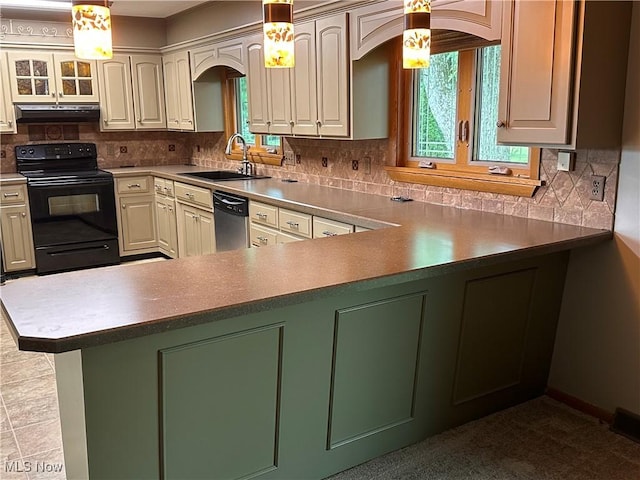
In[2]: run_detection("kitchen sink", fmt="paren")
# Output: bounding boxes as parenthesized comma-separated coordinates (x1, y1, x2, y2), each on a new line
(179, 171, 271, 181)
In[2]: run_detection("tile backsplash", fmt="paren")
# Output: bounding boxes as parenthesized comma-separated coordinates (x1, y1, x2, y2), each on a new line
(1, 126, 617, 230)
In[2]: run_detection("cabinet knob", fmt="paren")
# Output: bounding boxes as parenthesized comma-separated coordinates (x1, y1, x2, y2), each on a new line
(59, 92, 64, 97)
(496, 120, 506, 128)
(103, 119, 108, 125)
(122, 204, 126, 209)
(289, 121, 294, 127)
(51, 93, 56, 97)
(137, 118, 141, 123)
(21, 212, 26, 217)
(316, 120, 322, 127)
(8, 121, 12, 127)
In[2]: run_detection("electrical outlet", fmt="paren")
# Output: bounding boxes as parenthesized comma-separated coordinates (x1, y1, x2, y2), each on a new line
(352, 160, 359, 171)
(283, 150, 295, 166)
(363, 156, 371, 174)
(322, 157, 328, 168)
(590, 175, 606, 201)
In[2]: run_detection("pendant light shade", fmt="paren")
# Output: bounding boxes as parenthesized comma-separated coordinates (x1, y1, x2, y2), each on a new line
(263, 0, 294, 68)
(403, 0, 431, 69)
(72, 0, 113, 60)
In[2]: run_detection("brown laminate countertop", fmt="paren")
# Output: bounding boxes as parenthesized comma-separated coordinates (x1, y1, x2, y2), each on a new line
(0, 167, 611, 353)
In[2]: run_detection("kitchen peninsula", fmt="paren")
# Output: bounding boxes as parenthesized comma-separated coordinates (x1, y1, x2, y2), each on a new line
(0, 170, 610, 480)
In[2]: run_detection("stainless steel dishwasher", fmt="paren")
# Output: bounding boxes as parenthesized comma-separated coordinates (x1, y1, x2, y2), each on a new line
(213, 191, 250, 251)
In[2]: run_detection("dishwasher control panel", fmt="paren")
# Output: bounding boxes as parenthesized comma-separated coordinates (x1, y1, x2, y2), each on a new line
(213, 191, 249, 216)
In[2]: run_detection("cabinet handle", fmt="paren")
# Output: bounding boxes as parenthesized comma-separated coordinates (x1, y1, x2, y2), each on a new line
(286, 221, 299, 229)
(187, 119, 193, 124)
(8, 121, 12, 127)
(175, 120, 179, 124)
(257, 236, 268, 244)
(3, 192, 20, 198)
(168, 207, 173, 212)
(496, 120, 506, 128)
(255, 212, 267, 219)
(59, 92, 64, 97)
(322, 230, 338, 237)
(51, 93, 56, 97)
(127, 183, 141, 188)
(192, 215, 199, 221)
(185, 192, 194, 199)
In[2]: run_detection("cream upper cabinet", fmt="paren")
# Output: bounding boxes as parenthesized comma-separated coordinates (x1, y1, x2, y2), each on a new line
(6, 51, 98, 103)
(291, 14, 349, 136)
(130, 55, 166, 130)
(97, 55, 136, 130)
(497, 0, 631, 149)
(0, 53, 17, 134)
(350, 0, 501, 61)
(497, 0, 575, 146)
(314, 14, 349, 137)
(163, 51, 195, 131)
(98, 54, 166, 131)
(245, 36, 269, 133)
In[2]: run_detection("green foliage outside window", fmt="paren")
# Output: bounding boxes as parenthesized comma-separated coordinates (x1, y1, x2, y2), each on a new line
(235, 77, 281, 150)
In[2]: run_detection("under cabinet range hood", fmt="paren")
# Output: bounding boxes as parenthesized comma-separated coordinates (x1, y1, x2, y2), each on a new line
(15, 104, 101, 123)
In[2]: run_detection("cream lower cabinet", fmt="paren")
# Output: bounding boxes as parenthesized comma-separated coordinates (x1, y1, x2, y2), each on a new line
(115, 176, 158, 256)
(0, 184, 35, 272)
(176, 203, 214, 257)
(175, 182, 215, 258)
(312, 216, 354, 239)
(154, 178, 178, 258)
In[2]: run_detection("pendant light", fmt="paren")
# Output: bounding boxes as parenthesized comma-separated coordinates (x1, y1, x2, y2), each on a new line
(263, 0, 294, 68)
(71, 0, 113, 60)
(403, 0, 431, 69)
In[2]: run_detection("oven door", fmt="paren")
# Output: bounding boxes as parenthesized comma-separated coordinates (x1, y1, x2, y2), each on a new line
(27, 177, 119, 273)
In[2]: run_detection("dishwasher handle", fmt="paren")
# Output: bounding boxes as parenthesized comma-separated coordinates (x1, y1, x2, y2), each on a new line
(213, 191, 249, 216)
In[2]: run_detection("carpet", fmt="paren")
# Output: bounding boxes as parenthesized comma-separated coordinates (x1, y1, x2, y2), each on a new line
(328, 396, 640, 479)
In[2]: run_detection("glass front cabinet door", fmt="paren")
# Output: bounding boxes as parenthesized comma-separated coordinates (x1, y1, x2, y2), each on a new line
(6, 51, 98, 103)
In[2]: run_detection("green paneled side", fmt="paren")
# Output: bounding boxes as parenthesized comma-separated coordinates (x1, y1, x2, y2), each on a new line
(75, 252, 570, 480)
(329, 294, 424, 448)
(160, 325, 282, 480)
(453, 268, 536, 404)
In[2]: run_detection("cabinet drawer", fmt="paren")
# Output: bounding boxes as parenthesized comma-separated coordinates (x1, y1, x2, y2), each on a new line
(250, 223, 278, 247)
(154, 177, 175, 197)
(117, 176, 152, 194)
(175, 182, 212, 210)
(0, 184, 27, 205)
(277, 231, 305, 244)
(249, 201, 278, 228)
(279, 208, 312, 238)
(313, 216, 354, 238)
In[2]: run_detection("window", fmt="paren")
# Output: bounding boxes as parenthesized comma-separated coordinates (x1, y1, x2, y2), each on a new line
(388, 41, 541, 197)
(223, 74, 283, 164)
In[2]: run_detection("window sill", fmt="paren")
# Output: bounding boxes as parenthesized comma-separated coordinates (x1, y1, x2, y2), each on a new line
(384, 166, 542, 197)
(225, 151, 283, 167)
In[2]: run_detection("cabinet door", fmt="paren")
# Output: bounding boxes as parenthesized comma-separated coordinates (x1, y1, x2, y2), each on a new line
(245, 35, 270, 134)
(175, 52, 195, 131)
(291, 21, 318, 136)
(119, 195, 157, 252)
(266, 67, 293, 135)
(163, 54, 180, 128)
(198, 209, 215, 256)
(6, 51, 55, 103)
(0, 204, 35, 272)
(131, 55, 167, 130)
(97, 56, 135, 130)
(316, 14, 349, 137)
(156, 196, 178, 258)
(53, 54, 99, 103)
(177, 203, 201, 258)
(0, 53, 17, 134)
(497, 0, 576, 145)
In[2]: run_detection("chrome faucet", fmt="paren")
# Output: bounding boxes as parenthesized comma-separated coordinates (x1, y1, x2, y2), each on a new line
(224, 133, 253, 176)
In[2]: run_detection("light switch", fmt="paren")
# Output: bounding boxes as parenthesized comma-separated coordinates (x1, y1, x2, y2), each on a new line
(557, 151, 575, 172)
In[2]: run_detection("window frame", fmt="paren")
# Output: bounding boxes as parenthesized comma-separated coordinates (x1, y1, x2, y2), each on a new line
(222, 71, 284, 166)
(386, 39, 542, 197)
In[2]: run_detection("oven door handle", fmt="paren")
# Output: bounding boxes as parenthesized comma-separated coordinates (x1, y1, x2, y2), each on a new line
(47, 244, 112, 256)
(28, 178, 114, 187)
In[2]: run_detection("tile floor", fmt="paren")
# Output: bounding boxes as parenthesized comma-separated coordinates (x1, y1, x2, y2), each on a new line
(0, 315, 65, 480)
